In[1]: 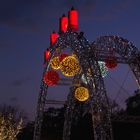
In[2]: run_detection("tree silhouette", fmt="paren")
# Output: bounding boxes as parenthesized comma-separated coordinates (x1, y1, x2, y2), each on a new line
(126, 89, 140, 116)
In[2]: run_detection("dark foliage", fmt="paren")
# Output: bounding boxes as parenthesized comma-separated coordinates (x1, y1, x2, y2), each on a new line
(126, 89, 140, 116)
(17, 92, 140, 140)
(17, 122, 34, 140)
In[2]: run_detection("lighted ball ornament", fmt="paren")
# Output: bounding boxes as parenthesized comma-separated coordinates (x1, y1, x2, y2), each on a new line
(105, 57, 117, 69)
(60, 56, 80, 76)
(43, 70, 60, 86)
(50, 56, 60, 70)
(59, 53, 69, 62)
(75, 87, 89, 102)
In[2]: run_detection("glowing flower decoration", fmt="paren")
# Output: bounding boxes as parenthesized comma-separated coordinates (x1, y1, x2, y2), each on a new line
(98, 61, 108, 78)
(50, 57, 60, 70)
(60, 56, 80, 76)
(43, 70, 60, 86)
(75, 87, 89, 102)
(59, 53, 68, 62)
(105, 58, 117, 69)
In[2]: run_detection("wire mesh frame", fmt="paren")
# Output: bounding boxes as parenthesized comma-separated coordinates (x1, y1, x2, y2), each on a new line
(33, 31, 140, 140)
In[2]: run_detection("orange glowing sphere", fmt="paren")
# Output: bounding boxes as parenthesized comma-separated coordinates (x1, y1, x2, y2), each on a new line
(75, 87, 89, 102)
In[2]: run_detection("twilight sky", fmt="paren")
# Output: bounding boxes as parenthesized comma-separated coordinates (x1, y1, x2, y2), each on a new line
(0, 0, 140, 120)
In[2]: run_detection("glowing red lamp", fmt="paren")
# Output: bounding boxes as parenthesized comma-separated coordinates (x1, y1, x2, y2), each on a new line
(43, 70, 60, 86)
(44, 49, 50, 62)
(60, 15, 68, 32)
(50, 31, 59, 46)
(105, 58, 117, 69)
(68, 7, 78, 31)
(43, 49, 50, 65)
(59, 53, 68, 62)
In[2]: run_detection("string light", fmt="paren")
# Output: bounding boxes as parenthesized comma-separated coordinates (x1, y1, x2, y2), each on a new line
(0, 114, 23, 140)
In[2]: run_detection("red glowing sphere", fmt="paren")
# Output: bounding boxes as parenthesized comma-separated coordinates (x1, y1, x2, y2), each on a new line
(105, 58, 117, 69)
(43, 70, 60, 86)
(59, 53, 68, 62)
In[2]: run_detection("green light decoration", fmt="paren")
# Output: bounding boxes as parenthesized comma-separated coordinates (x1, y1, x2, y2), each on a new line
(98, 61, 108, 78)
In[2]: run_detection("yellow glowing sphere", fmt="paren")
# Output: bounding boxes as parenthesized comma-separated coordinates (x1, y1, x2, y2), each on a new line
(75, 87, 89, 102)
(60, 56, 80, 76)
(50, 57, 60, 70)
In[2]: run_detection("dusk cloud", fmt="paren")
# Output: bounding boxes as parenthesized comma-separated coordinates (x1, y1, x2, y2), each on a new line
(93, 0, 134, 21)
(0, 0, 96, 32)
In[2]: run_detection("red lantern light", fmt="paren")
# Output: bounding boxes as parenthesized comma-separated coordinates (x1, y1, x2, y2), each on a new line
(44, 49, 50, 63)
(60, 15, 68, 33)
(44, 49, 50, 61)
(59, 53, 68, 62)
(105, 57, 117, 69)
(50, 31, 59, 46)
(43, 70, 60, 86)
(68, 7, 78, 31)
